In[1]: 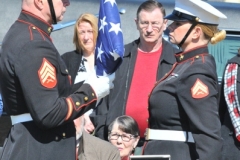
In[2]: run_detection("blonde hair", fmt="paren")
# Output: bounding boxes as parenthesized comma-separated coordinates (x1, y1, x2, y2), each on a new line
(73, 13, 98, 51)
(197, 24, 226, 45)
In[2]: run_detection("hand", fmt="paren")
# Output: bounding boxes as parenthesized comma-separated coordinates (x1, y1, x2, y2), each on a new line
(83, 114, 95, 134)
(84, 72, 115, 99)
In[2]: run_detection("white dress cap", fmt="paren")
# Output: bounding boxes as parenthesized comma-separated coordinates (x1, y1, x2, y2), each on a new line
(165, 0, 227, 25)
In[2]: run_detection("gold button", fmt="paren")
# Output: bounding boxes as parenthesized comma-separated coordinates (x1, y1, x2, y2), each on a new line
(92, 93, 95, 97)
(65, 69, 68, 73)
(63, 133, 66, 137)
(32, 26, 36, 29)
(76, 102, 80, 106)
(84, 97, 88, 101)
(179, 55, 184, 60)
(48, 27, 52, 33)
(55, 136, 59, 141)
(195, 55, 199, 58)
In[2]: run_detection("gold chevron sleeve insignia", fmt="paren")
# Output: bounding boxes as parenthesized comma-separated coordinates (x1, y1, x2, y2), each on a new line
(191, 78, 209, 99)
(38, 58, 57, 88)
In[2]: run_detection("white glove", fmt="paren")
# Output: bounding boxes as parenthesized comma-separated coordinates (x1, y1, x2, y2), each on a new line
(84, 73, 115, 100)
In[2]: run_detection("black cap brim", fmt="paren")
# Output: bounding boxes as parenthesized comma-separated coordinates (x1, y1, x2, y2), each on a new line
(164, 10, 196, 22)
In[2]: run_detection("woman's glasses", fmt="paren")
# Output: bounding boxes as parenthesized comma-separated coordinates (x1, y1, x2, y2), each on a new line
(109, 132, 138, 142)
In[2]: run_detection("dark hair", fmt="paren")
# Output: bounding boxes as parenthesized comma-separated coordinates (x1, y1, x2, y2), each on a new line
(136, 0, 166, 20)
(108, 115, 140, 136)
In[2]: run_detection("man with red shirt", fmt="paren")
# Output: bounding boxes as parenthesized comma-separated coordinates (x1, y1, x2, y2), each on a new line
(93, 0, 179, 148)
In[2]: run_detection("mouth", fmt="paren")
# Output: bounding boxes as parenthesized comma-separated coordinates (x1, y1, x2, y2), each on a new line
(117, 147, 123, 151)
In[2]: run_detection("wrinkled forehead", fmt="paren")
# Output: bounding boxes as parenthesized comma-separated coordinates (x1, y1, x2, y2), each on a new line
(138, 8, 164, 20)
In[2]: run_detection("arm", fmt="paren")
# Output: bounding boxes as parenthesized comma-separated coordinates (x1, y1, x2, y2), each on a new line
(177, 62, 222, 160)
(15, 41, 97, 129)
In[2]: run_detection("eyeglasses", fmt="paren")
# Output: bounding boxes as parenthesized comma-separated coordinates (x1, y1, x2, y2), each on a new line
(109, 132, 137, 142)
(139, 21, 161, 29)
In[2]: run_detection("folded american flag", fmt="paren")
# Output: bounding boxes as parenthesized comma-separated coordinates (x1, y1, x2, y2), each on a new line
(95, 0, 124, 76)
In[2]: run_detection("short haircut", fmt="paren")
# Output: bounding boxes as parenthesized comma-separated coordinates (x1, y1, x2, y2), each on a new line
(108, 115, 140, 136)
(73, 13, 98, 51)
(136, 0, 166, 20)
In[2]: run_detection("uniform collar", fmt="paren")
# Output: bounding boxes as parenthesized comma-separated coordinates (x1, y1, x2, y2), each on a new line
(18, 10, 53, 36)
(175, 45, 209, 63)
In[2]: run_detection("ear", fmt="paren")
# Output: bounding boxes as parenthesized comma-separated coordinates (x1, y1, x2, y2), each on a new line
(135, 18, 140, 31)
(163, 19, 168, 31)
(133, 136, 140, 148)
(34, 0, 44, 10)
(192, 26, 202, 39)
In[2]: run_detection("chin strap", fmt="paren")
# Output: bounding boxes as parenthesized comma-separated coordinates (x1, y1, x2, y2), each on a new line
(178, 17, 199, 48)
(47, 0, 57, 24)
(178, 22, 197, 48)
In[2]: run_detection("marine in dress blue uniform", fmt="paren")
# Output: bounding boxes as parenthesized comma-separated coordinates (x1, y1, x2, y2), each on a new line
(144, 0, 227, 159)
(0, 1, 112, 159)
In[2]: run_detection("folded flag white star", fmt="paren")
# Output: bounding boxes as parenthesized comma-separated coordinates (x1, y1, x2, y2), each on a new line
(95, 0, 124, 76)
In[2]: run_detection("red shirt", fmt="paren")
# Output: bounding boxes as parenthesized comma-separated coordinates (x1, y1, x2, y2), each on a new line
(126, 46, 162, 137)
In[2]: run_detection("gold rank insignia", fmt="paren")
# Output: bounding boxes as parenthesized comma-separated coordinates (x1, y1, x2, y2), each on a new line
(191, 78, 209, 99)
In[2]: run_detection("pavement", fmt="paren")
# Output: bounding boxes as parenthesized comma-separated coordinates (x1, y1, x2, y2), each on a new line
(1, 0, 240, 55)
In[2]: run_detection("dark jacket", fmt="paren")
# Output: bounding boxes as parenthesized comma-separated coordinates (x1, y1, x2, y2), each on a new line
(219, 54, 240, 160)
(93, 38, 179, 140)
(144, 45, 222, 160)
(0, 11, 97, 160)
(61, 50, 84, 93)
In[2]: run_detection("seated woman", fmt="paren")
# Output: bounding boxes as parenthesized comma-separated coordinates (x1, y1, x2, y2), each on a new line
(108, 115, 140, 160)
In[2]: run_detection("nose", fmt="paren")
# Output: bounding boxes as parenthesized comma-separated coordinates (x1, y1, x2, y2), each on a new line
(83, 33, 90, 40)
(146, 24, 153, 32)
(117, 135, 123, 143)
(62, 0, 70, 6)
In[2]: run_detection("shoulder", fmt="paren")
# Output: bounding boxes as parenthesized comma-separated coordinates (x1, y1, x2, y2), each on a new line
(162, 38, 180, 53)
(61, 50, 81, 64)
(83, 132, 113, 149)
(228, 54, 240, 65)
(124, 39, 140, 57)
(61, 50, 80, 58)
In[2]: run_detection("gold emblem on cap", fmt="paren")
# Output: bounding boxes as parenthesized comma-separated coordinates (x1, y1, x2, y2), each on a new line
(195, 17, 200, 22)
(76, 102, 80, 106)
(48, 27, 52, 33)
(179, 54, 184, 60)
